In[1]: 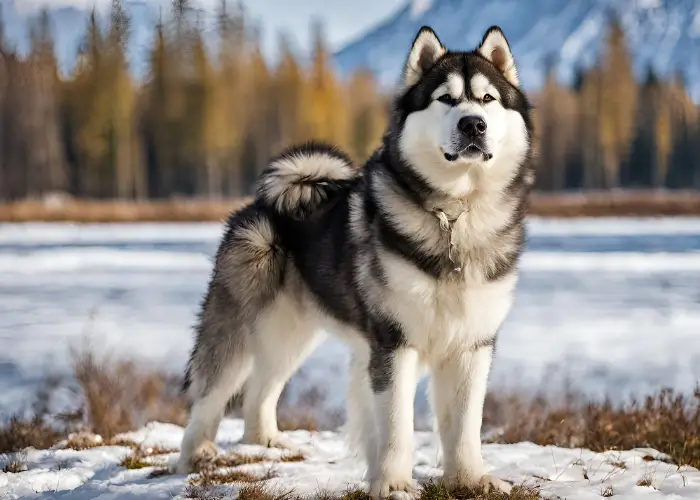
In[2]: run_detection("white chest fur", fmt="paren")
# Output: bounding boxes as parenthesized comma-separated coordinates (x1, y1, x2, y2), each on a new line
(378, 247, 517, 363)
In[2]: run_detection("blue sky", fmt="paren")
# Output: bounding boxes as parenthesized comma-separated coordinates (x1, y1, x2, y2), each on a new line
(22, 0, 407, 54)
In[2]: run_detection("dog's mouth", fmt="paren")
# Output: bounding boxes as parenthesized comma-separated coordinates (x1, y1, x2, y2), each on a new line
(442, 143, 493, 162)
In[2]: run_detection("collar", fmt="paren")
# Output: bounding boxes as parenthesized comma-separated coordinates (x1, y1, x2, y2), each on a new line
(429, 198, 468, 229)
(428, 198, 469, 274)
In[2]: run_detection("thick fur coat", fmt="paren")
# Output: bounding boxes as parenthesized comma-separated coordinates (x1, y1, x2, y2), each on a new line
(175, 25, 534, 497)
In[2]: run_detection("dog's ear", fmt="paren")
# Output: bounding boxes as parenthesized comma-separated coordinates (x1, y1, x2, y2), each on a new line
(403, 26, 446, 87)
(478, 26, 519, 87)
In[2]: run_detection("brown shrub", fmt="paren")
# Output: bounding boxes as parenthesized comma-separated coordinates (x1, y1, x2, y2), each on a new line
(3, 343, 699, 484)
(487, 385, 700, 469)
(71, 346, 188, 439)
(0, 416, 63, 454)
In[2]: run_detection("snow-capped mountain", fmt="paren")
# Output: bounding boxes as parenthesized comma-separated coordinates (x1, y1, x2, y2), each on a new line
(1, 0, 159, 77)
(334, 0, 700, 100)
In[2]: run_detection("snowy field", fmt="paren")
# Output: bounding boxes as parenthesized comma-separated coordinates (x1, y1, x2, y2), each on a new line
(2, 418, 700, 499)
(1, 218, 700, 420)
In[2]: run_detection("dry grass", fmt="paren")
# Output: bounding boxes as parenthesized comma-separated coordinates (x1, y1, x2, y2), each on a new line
(2, 345, 699, 496)
(189, 469, 271, 486)
(206, 454, 269, 468)
(183, 485, 226, 500)
(280, 452, 306, 463)
(120, 454, 156, 470)
(3, 190, 700, 223)
(72, 346, 188, 439)
(184, 482, 541, 500)
(187, 452, 275, 487)
(119, 446, 177, 470)
(420, 481, 541, 500)
(0, 345, 189, 454)
(636, 473, 654, 488)
(486, 385, 700, 470)
(1, 451, 28, 473)
(0, 416, 64, 454)
(116, 444, 179, 479)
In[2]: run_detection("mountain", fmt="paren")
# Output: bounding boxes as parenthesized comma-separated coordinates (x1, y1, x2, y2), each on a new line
(334, 0, 700, 100)
(4, 0, 700, 99)
(1, 0, 159, 77)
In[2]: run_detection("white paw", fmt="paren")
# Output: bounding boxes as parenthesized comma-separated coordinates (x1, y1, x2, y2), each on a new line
(478, 474, 512, 494)
(169, 440, 218, 474)
(242, 431, 296, 450)
(370, 475, 416, 498)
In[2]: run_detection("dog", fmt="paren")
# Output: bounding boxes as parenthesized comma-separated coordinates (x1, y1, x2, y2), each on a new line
(174, 25, 533, 497)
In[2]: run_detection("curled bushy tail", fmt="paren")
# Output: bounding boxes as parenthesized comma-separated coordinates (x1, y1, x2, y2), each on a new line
(256, 142, 357, 218)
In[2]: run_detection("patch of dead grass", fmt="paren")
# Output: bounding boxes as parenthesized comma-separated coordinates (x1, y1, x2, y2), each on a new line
(120, 445, 179, 471)
(601, 485, 614, 497)
(636, 474, 654, 488)
(2, 343, 699, 495)
(1, 452, 28, 473)
(279, 452, 306, 463)
(183, 484, 229, 500)
(0, 416, 64, 454)
(189, 468, 269, 486)
(185, 482, 543, 500)
(486, 385, 700, 470)
(420, 481, 541, 500)
(72, 346, 188, 439)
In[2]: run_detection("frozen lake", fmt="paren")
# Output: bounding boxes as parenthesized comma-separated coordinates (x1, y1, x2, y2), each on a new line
(1, 218, 700, 419)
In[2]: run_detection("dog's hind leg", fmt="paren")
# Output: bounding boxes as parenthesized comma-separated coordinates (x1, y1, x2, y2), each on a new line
(242, 294, 324, 448)
(175, 334, 253, 474)
(175, 209, 284, 474)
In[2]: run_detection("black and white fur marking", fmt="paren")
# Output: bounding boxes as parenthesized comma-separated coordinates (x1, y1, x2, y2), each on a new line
(175, 25, 534, 497)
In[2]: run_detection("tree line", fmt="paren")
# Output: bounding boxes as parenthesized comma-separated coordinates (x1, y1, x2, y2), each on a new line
(0, 1, 698, 200)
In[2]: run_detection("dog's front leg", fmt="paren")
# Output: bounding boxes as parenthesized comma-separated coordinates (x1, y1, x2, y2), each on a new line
(432, 344, 512, 494)
(369, 346, 419, 497)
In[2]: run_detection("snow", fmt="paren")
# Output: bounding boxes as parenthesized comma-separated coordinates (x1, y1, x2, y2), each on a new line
(411, 0, 434, 18)
(1, 218, 700, 424)
(2, 419, 700, 499)
(2, 218, 700, 497)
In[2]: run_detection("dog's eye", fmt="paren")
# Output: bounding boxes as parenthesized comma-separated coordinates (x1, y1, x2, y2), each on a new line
(437, 94, 455, 105)
(482, 94, 495, 103)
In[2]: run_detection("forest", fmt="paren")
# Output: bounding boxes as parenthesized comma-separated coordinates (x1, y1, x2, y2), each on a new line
(0, 0, 698, 201)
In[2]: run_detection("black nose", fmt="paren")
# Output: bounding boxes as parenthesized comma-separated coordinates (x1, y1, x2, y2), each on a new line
(458, 116, 487, 138)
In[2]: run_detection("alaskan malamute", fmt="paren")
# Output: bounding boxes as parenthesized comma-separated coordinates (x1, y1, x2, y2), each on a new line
(175, 25, 533, 497)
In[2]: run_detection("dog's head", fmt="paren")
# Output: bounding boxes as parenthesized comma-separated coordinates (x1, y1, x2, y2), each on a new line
(394, 26, 532, 196)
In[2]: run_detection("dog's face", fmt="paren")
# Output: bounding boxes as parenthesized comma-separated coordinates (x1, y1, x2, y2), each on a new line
(395, 26, 531, 195)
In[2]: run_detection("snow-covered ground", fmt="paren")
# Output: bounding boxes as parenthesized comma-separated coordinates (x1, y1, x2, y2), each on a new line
(2, 418, 699, 499)
(1, 218, 700, 421)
